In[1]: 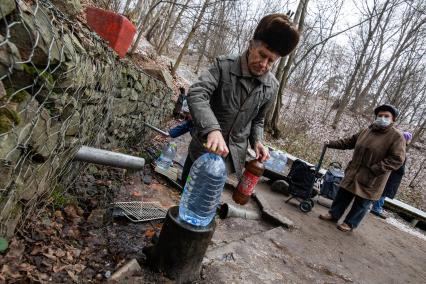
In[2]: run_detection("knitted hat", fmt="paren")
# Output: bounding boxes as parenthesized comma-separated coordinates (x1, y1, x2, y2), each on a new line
(253, 14, 300, 57)
(374, 104, 400, 120)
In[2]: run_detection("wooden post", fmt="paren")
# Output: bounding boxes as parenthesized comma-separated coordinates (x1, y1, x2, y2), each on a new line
(144, 206, 215, 283)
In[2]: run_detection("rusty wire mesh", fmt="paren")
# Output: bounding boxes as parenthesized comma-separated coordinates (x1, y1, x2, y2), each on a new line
(0, 0, 174, 237)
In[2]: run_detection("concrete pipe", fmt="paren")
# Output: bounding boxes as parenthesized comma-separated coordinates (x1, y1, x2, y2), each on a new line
(74, 146, 145, 170)
(218, 203, 261, 220)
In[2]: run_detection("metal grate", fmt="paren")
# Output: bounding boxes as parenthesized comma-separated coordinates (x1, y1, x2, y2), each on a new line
(113, 201, 167, 222)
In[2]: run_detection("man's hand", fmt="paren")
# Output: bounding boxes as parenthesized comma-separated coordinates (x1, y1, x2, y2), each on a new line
(206, 130, 229, 157)
(255, 142, 269, 162)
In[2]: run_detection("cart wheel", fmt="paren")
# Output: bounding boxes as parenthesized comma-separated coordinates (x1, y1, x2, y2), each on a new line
(299, 201, 312, 213)
(308, 199, 315, 208)
(271, 180, 290, 196)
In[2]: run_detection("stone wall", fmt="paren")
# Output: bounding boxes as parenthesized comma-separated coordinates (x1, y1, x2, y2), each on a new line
(0, 0, 174, 237)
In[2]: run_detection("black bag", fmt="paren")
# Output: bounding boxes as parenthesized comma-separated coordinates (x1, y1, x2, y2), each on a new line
(320, 163, 344, 200)
(288, 159, 316, 199)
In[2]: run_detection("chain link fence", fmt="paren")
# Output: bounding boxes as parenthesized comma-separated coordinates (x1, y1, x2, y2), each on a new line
(0, 0, 174, 237)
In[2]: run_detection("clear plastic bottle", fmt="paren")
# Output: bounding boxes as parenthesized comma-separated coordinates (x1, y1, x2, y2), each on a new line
(278, 151, 288, 173)
(156, 142, 177, 170)
(273, 151, 282, 172)
(265, 150, 277, 171)
(179, 153, 227, 227)
(274, 150, 285, 172)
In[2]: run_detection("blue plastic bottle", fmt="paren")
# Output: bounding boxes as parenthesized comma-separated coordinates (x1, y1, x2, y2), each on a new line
(179, 153, 227, 227)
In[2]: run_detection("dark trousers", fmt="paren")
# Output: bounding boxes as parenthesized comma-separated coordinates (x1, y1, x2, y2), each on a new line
(329, 188, 372, 229)
(181, 155, 193, 187)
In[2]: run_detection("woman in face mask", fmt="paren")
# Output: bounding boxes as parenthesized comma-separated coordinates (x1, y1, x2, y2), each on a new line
(370, 131, 412, 219)
(319, 104, 406, 232)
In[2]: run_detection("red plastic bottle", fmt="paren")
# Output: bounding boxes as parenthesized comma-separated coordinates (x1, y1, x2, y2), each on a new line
(232, 159, 264, 205)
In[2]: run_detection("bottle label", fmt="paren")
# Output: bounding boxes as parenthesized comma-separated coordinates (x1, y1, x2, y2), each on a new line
(237, 171, 260, 196)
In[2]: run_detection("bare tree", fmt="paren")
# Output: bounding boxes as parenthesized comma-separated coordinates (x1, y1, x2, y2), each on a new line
(270, 0, 310, 137)
(331, 0, 393, 129)
(194, 2, 219, 73)
(158, 0, 192, 56)
(171, 0, 210, 76)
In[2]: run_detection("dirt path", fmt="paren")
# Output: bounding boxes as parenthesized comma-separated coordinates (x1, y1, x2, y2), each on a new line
(201, 184, 426, 284)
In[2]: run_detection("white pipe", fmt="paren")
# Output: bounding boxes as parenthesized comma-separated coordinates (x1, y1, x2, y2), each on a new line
(218, 203, 262, 220)
(74, 146, 145, 170)
(144, 122, 170, 136)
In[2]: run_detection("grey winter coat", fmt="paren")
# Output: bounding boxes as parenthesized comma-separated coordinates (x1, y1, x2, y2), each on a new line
(187, 52, 278, 177)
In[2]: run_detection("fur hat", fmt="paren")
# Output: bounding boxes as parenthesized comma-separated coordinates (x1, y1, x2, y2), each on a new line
(253, 14, 300, 57)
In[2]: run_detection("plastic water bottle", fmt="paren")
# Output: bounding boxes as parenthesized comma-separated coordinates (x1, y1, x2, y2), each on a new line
(265, 150, 276, 170)
(278, 151, 288, 173)
(179, 153, 227, 227)
(274, 151, 288, 172)
(156, 142, 177, 170)
(265, 150, 288, 173)
(266, 150, 279, 171)
(272, 151, 281, 172)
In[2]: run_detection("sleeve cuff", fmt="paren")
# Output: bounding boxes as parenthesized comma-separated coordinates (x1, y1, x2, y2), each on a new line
(199, 125, 222, 139)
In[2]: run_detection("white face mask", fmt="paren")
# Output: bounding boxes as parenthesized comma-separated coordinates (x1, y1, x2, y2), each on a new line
(374, 117, 391, 128)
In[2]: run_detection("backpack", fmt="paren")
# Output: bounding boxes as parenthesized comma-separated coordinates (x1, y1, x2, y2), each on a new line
(320, 163, 344, 200)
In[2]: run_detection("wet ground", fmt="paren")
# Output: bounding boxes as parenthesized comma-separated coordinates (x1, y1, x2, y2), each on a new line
(2, 134, 425, 283)
(200, 184, 426, 284)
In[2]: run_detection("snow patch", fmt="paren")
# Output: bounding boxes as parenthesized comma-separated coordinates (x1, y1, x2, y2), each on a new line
(386, 217, 426, 241)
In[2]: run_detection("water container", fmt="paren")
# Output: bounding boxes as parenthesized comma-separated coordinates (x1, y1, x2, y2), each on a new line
(179, 153, 227, 227)
(277, 151, 288, 173)
(265, 150, 277, 170)
(265, 150, 288, 173)
(156, 142, 177, 170)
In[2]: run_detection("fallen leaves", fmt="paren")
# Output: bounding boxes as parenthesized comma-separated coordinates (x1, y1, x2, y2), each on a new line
(0, 208, 90, 282)
(64, 204, 83, 224)
(1, 162, 166, 282)
(144, 228, 156, 238)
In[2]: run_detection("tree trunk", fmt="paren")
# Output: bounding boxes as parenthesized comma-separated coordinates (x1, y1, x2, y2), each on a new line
(195, 3, 217, 74)
(145, 8, 165, 43)
(408, 157, 425, 188)
(265, 57, 287, 129)
(156, 0, 177, 50)
(209, 1, 229, 60)
(409, 92, 426, 124)
(123, 0, 132, 14)
(130, 0, 162, 54)
(408, 118, 425, 150)
(172, 0, 210, 76)
(332, 0, 391, 129)
(157, 0, 191, 56)
(271, 0, 309, 137)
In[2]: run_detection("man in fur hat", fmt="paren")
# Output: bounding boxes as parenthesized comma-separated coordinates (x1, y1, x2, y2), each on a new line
(181, 14, 300, 183)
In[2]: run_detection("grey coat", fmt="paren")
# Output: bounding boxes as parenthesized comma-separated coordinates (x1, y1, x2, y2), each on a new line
(187, 53, 278, 177)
